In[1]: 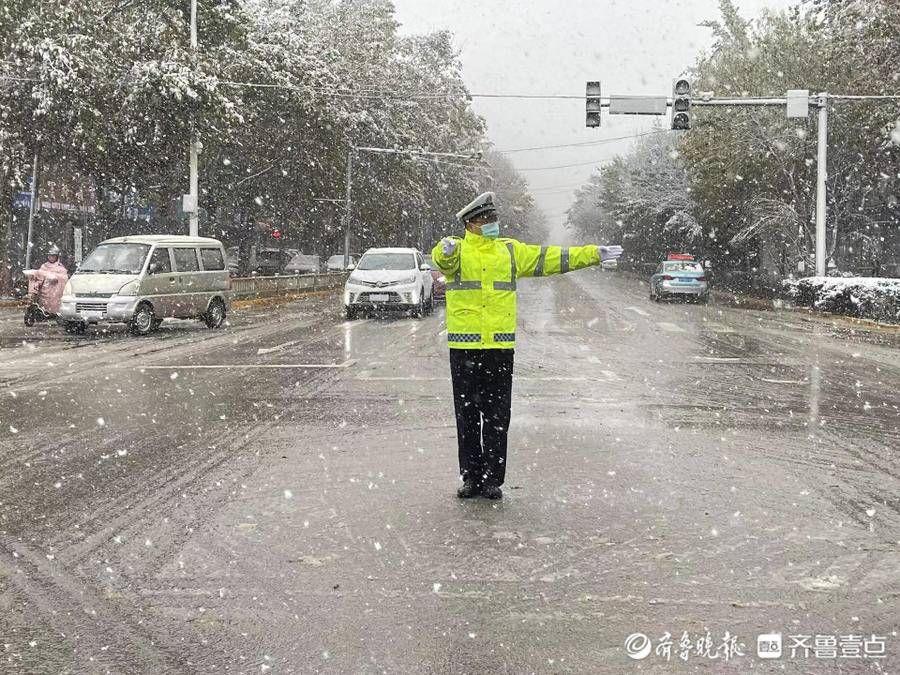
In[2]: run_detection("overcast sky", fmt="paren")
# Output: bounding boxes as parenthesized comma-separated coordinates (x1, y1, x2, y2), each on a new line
(391, 0, 795, 239)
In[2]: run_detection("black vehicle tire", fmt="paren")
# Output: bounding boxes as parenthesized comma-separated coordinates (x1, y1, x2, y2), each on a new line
(23, 306, 37, 327)
(413, 292, 425, 319)
(130, 302, 157, 336)
(426, 291, 435, 315)
(343, 305, 356, 321)
(64, 321, 86, 335)
(204, 298, 226, 329)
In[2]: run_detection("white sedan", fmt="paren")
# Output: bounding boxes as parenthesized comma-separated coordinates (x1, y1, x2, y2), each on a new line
(342, 248, 434, 319)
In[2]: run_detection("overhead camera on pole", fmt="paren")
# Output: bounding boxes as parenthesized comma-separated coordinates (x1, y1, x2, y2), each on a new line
(671, 78, 692, 130)
(586, 81, 602, 128)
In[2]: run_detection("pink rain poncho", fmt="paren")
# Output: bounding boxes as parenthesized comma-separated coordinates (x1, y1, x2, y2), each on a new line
(28, 261, 69, 313)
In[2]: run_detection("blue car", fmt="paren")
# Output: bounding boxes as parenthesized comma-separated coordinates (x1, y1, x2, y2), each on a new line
(649, 255, 709, 303)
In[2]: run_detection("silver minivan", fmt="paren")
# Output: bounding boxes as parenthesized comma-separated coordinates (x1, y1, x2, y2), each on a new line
(59, 235, 230, 335)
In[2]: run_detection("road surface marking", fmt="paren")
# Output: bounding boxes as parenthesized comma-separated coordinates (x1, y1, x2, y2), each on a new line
(625, 306, 650, 317)
(657, 322, 686, 333)
(691, 356, 740, 363)
(355, 375, 617, 383)
(358, 376, 449, 381)
(256, 340, 301, 355)
(139, 359, 357, 370)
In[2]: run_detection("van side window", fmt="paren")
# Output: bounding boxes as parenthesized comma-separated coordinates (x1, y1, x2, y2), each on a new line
(200, 248, 225, 271)
(173, 248, 200, 272)
(150, 247, 172, 273)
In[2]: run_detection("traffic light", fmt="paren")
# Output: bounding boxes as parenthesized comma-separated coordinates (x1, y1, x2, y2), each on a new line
(672, 78, 692, 130)
(586, 81, 602, 128)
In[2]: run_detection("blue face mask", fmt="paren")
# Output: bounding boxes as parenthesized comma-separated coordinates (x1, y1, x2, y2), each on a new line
(481, 221, 500, 239)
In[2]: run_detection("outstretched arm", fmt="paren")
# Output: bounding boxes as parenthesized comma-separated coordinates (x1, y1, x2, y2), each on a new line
(512, 241, 601, 278)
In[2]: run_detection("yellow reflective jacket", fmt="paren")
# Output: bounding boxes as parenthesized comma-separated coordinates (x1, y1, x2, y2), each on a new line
(431, 230, 600, 349)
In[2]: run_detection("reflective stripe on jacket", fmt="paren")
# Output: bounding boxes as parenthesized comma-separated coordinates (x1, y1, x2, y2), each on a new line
(431, 230, 600, 349)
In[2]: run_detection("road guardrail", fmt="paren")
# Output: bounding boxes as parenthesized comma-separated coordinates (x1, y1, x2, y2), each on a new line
(229, 272, 348, 300)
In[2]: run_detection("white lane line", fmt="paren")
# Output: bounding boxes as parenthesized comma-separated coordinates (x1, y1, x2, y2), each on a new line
(139, 359, 357, 371)
(256, 318, 370, 355)
(691, 356, 740, 363)
(625, 306, 651, 317)
(657, 322, 686, 333)
(357, 376, 449, 381)
(256, 340, 301, 356)
(758, 378, 805, 385)
(354, 375, 617, 383)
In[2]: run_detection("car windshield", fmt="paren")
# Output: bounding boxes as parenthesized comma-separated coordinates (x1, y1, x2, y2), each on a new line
(328, 255, 347, 265)
(663, 261, 703, 273)
(357, 253, 415, 271)
(78, 243, 150, 274)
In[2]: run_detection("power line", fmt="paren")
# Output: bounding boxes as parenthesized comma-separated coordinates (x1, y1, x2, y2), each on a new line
(517, 158, 610, 172)
(496, 129, 669, 154)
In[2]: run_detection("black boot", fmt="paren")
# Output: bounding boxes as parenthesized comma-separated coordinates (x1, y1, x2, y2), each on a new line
(456, 480, 480, 499)
(481, 485, 503, 500)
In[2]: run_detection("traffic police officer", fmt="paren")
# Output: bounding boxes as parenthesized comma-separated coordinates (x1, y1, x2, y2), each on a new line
(432, 192, 623, 499)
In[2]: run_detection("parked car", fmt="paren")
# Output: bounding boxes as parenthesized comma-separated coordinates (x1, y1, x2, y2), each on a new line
(326, 254, 357, 272)
(251, 248, 291, 276)
(285, 253, 321, 275)
(59, 235, 230, 335)
(342, 247, 434, 319)
(649, 253, 709, 303)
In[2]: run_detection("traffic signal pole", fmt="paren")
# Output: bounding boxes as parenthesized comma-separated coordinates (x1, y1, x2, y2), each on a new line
(586, 85, 832, 276)
(815, 95, 829, 278)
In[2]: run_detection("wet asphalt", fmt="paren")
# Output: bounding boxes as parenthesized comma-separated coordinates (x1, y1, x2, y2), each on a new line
(0, 271, 898, 674)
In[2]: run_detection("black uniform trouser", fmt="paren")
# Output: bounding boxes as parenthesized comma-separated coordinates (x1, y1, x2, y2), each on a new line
(449, 348, 514, 487)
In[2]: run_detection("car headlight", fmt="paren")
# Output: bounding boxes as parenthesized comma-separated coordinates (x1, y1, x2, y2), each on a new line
(399, 275, 417, 285)
(117, 280, 140, 296)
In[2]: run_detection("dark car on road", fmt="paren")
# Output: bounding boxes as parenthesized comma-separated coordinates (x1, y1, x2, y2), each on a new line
(252, 248, 292, 276)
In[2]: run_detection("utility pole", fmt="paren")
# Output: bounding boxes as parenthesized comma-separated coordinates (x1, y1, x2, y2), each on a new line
(342, 147, 354, 271)
(187, 0, 200, 237)
(815, 94, 829, 277)
(24, 151, 40, 271)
